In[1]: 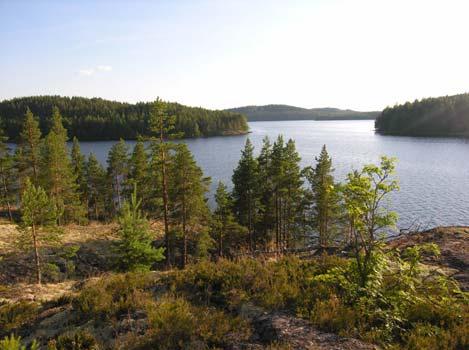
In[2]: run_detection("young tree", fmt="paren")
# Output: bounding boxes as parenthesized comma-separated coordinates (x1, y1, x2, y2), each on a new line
(169, 143, 210, 267)
(113, 185, 164, 271)
(86, 153, 107, 220)
(17, 108, 42, 189)
(212, 181, 246, 258)
(232, 138, 260, 251)
(41, 107, 85, 224)
(148, 98, 181, 267)
(304, 145, 342, 247)
(18, 179, 59, 285)
(342, 156, 399, 287)
(71, 137, 87, 207)
(107, 139, 129, 214)
(0, 125, 15, 221)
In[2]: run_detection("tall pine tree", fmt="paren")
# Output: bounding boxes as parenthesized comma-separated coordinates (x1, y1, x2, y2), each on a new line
(304, 145, 342, 247)
(107, 139, 129, 214)
(169, 143, 210, 267)
(232, 138, 260, 251)
(148, 98, 181, 267)
(40, 107, 85, 224)
(17, 108, 42, 190)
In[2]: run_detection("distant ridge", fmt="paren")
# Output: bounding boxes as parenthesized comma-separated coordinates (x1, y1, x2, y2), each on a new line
(226, 104, 379, 121)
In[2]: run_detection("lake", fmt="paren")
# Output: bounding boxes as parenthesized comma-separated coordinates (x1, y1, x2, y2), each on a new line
(78, 120, 469, 230)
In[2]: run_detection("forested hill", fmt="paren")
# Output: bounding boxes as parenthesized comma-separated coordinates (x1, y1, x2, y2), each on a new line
(226, 104, 379, 121)
(375, 93, 469, 137)
(0, 96, 249, 141)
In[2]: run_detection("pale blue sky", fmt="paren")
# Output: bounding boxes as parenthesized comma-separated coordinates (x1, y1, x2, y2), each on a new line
(1, 0, 468, 110)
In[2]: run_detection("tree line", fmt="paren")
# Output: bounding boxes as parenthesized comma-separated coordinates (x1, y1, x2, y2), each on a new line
(0, 98, 399, 287)
(375, 93, 469, 136)
(0, 95, 249, 141)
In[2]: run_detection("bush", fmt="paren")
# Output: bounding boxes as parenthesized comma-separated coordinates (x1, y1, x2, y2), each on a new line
(72, 272, 156, 321)
(0, 335, 38, 350)
(48, 330, 100, 350)
(134, 296, 250, 350)
(0, 302, 39, 335)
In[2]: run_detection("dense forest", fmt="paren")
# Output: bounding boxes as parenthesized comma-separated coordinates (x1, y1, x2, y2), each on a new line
(227, 104, 378, 121)
(0, 96, 249, 141)
(375, 93, 469, 136)
(0, 100, 467, 349)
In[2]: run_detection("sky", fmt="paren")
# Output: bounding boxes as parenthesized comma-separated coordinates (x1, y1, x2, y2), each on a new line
(1, 0, 468, 111)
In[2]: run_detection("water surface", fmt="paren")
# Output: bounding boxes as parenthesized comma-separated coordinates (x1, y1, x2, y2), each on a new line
(79, 120, 469, 230)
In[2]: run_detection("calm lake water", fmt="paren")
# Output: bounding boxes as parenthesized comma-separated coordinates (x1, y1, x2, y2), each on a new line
(79, 120, 469, 230)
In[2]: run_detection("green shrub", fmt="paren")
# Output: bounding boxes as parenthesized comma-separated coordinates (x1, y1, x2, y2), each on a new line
(0, 335, 38, 350)
(134, 296, 250, 350)
(0, 302, 39, 335)
(48, 330, 100, 350)
(72, 272, 155, 321)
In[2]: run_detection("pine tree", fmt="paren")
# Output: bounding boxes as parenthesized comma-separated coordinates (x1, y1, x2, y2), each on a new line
(41, 107, 85, 224)
(232, 138, 260, 251)
(128, 139, 149, 209)
(271, 135, 285, 252)
(113, 185, 165, 271)
(18, 179, 59, 284)
(256, 136, 274, 248)
(0, 124, 15, 221)
(282, 139, 304, 249)
(17, 108, 42, 190)
(107, 139, 129, 214)
(212, 181, 246, 258)
(71, 137, 87, 208)
(86, 153, 107, 220)
(304, 145, 342, 247)
(148, 97, 181, 268)
(169, 143, 210, 267)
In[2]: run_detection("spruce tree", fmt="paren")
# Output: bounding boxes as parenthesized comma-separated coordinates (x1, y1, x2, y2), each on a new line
(18, 179, 59, 284)
(232, 138, 260, 251)
(169, 143, 210, 267)
(41, 107, 85, 224)
(107, 139, 129, 214)
(0, 124, 15, 221)
(212, 181, 246, 258)
(17, 108, 42, 190)
(86, 153, 107, 220)
(113, 185, 165, 271)
(304, 145, 342, 247)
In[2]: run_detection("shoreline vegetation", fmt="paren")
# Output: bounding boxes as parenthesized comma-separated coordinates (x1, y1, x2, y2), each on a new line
(0, 96, 249, 141)
(227, 104, 379, 121)
(375, 93, 469, 137)
(0, 99, 467, 349)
